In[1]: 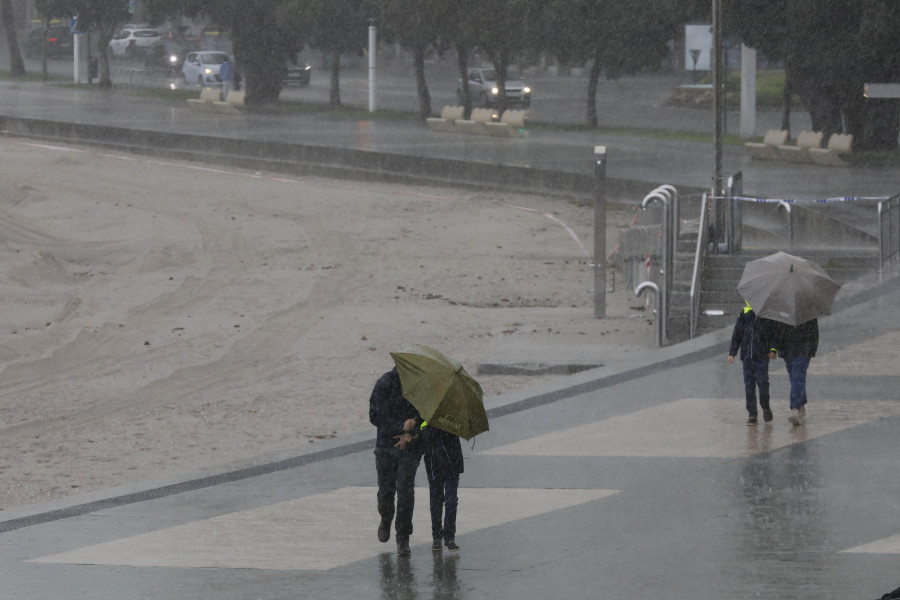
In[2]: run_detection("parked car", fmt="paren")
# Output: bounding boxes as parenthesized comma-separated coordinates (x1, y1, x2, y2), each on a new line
(283, 61, 311, 86)
(181, 51, 231, 86)
(144, 40, 192, 74)
(24, 26, 73, 59)
(457, 68, 532, 108)
(107, 28, 161, 58)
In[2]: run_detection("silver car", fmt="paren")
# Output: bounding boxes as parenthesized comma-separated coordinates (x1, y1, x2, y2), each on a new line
(457, 68, 532, 108)
(181, 51, 231, 86)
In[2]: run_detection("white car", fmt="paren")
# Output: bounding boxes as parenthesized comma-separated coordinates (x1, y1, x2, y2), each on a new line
(181, 51, 231, 86)
(108, 28, 161, 58)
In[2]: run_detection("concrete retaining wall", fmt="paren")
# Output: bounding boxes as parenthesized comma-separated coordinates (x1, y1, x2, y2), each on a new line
(0, 114, 702, 203)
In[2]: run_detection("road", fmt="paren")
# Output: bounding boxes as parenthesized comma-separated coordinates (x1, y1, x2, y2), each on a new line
(10, 48, 807, 134)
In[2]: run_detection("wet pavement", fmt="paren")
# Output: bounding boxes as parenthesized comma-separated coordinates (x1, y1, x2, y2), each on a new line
(2, 76, 900, 599)
(1, 264, 898, 599)
(0, 73, 898, 202)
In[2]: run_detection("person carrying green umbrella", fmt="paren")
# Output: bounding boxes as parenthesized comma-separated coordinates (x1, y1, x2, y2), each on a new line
(389, 344, 489, 553)
(368, 366, 423, 557)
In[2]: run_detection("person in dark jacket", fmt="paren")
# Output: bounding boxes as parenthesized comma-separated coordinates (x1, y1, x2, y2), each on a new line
(369, 367, 423, 556)
(728, 303, 776, 425)
(420, 423, 464, 552)
(769, 318, 819, 426)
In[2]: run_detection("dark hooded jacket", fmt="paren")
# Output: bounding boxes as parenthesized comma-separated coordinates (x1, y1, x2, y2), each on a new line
(369, 367, 422, 451)
(771, 318, 819, 360)
(421, 425, 464, 478)
(729, 308, 777, 362)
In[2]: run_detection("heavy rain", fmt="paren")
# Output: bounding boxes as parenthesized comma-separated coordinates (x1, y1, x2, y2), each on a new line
(1, 0, 899, 598)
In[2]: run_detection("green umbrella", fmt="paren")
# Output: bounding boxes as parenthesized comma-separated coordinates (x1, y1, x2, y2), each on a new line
(390, 344, 489, 440)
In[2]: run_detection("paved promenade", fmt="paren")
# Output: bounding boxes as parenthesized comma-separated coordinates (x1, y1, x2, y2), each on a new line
(1, 76, 900, 599)
(1, 264, 898, 599)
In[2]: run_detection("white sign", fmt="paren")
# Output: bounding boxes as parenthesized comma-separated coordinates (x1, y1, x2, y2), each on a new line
(685, 24, 712, 71)
(864, 83, 900, 99)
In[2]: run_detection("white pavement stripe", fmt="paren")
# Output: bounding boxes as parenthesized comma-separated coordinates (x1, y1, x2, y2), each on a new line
(28, 486, 618, 571)
(842, 534, 900, 554)
(482, 398, 900, 458)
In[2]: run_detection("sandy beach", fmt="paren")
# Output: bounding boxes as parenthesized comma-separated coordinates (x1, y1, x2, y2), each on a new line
(0, 136, 654, 511)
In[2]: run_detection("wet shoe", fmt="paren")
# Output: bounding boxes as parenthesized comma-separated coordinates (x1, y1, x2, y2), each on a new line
(788, 408, 802, 426)
(444, 540, 460, 552)
(397, 536, 411, 556)
(746, 415, 758, 426)
(378, 517, 391, 543)
(762, 408, 773, 422)
(432, 539, 443, 551)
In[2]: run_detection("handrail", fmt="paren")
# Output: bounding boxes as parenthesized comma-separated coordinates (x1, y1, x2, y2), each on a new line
(777, 201, 792, 248)
(635, 280, 661, 347)
(641, 189, 672, 346)
(656, 184, 679, 260)
(879, 194, 900, 267)
(689, 193, 710, 339)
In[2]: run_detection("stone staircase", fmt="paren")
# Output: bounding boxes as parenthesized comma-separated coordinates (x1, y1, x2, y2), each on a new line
(623, 199, 885, 345)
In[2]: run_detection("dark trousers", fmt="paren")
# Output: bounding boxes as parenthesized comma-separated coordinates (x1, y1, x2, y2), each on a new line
(742, 359, 770, 416)
(375, 447, 421, 537)
(425, 461, 459, 542)
(784, 356, 811, 410)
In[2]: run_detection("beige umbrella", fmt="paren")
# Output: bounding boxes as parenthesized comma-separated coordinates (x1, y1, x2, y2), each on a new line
(737, 251, 841, 326)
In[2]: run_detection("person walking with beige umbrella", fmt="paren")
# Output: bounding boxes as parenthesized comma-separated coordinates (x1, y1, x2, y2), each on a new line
(737, 252, 841, 426)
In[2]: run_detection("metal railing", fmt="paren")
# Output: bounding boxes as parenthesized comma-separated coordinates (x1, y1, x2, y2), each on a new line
(879, 194, 900, 266)
(640, 185, 677, 346)
(689, 192, 710, 339)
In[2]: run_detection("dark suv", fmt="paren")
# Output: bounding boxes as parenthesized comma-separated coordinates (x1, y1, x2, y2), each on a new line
(24, 26, 74, 59)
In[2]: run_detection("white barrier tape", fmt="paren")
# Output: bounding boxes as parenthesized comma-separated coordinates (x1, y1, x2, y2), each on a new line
(710, 195, 893, 204)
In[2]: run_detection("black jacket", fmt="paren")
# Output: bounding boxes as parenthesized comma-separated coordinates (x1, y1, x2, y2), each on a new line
(369, 367, 422, 450)
(771, 318, 819, 360)
(421, 425, 464, 477)
(729, 309, 777, 362)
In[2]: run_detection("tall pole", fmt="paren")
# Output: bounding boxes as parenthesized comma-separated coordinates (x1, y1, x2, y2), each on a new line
(712, 0, 724, 197)
(368, 21, 376, 113)
(593, 146, 607, 318)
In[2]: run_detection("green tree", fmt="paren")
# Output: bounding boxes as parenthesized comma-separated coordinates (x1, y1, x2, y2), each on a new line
(146, 0, 302, 105)
(34, 0, 73, 80)
(378, 0, 444, 119)
(440, 0, 481, 116)
(726, 0, 900, 150)
(289, 0, 374, 107)
(545, 0, 683, 128)
(1, 0, 26, 77)
(74, 0, 130, 88)
(474, 0, 546, 115)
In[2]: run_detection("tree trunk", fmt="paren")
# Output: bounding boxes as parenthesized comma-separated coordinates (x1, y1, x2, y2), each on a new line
(412, 44, 431, 120)
(329, 50, 341, 106)
(491, 56, 509, 116)
(40, 20, 49, 80)
(587, 47, 602, 128)
(231, 3, 284, 106)
(780, 67, 792, 135)
(454, 46, 471, 118)
(1, 0, 25, 77)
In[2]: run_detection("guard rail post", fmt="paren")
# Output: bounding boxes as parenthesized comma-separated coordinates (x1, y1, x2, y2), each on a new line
(635, 281, 661, 347)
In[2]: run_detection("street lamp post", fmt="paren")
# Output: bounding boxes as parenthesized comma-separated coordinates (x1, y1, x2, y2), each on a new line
(593, 146, 607, 318)
(712, 0, 725, 199)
